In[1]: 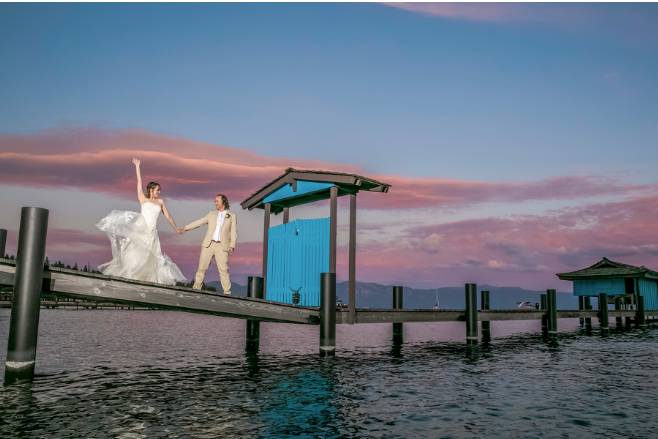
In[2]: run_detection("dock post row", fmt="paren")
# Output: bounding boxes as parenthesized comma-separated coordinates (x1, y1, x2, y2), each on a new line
(598, 292, 609, 336)
(465, 283, 478, 345)
(392, 286, 403, 343)
(246, 276, 264, 353)
(5, 207, 49, 384)
(320, 272, 336, 357)
(480, 290, 491, 342)
(0, 228, 6, 258)
(546, 289, 557, 339)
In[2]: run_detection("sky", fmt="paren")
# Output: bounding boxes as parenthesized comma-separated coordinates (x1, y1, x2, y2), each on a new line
(1, 3, 657, 291)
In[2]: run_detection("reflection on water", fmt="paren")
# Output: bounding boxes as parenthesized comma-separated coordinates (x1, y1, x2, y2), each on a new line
(1, 310, 657, 437)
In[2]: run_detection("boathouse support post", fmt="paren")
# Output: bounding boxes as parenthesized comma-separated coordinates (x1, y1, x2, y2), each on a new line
(540, 293, 548, 337)
(615, 297, 623, 329)
(4, 207, 49, 384)
(480, 290, 491, 342)
(578, 296, 585, 327)
(246, 276, 264, 353)
(0, 228, 6, 258)
(584, 296, 592, 332)
(329, 187, 338, 274)
(262, 203, 271, 297)
(546, 289, 557, 339)
(598, 293, 609, 336)
(392, 286, 403, 343)
(465, 283, 478, 345)
(348, 193, 356, 325)
(625, 296, 632, 328)
(320, 272, 336, 357)
(637, 295, 646, 329)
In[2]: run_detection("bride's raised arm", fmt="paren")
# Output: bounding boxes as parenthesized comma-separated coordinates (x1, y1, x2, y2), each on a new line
(133, 158, 146, 204)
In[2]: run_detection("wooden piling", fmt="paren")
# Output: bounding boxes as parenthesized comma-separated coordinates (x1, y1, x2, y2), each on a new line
(540, 293, 548, 337)
(584, 296, 592, 332)
(320, 272, 336, 356)
(246, 276, 264, 353)
(5, 207, 49, 384)
(392, 286, 403, 343)
(615, 297, 623, 329)
(465, 283, 478, 345)
(0, 228, 6, 258)
(546, 289, 557, 339)
(625, 296, 632, 328)
(598, 293, 609, 336)
(578, 296, 584, 327)
(637, 295, 646, 328)
(480, 290, 491, 342)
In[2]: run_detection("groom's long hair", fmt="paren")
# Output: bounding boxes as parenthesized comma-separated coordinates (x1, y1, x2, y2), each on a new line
(216, 193, 230, 209)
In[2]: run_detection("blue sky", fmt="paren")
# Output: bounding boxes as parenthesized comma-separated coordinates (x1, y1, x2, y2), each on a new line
(1, 3, 657, 289)
(2, 3, 657, 180)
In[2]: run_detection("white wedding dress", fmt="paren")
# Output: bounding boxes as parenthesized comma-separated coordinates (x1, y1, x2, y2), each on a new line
(96, 201, 186, 285)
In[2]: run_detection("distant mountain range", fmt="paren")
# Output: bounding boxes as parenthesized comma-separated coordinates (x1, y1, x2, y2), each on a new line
(209, 281, 578, 310)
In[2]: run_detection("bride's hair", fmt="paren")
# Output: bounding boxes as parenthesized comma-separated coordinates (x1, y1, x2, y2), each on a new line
(216, 193, 230, 209)
(146, 181, 160, 198)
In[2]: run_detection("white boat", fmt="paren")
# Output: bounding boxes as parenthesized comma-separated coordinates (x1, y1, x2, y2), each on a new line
(517, 300, 537, 310)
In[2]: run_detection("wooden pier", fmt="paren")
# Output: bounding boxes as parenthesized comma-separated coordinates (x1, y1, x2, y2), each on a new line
(1, 207, 657, 384)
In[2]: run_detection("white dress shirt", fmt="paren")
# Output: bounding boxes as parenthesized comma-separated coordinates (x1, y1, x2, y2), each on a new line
(212, 210, 226, 242)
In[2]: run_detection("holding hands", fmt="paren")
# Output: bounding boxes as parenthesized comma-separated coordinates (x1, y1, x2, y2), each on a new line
(132, 158, 141, 167)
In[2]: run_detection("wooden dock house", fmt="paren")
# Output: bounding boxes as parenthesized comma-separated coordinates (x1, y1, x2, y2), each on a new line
(557, 257, 658, 310)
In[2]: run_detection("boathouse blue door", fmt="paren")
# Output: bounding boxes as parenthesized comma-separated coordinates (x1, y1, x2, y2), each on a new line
(266, 218, 330, 307)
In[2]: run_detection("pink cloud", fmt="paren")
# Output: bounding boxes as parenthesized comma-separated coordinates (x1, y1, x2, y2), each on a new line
(349, 193, 658, 289)
(3, 193, 657, 291)
(0, 127, 648, 210)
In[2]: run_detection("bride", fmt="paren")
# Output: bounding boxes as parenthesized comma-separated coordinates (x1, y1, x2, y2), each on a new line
(96, 158, 187, 285)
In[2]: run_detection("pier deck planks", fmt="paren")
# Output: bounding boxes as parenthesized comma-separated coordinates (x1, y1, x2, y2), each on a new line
(0, 260, 318, 324)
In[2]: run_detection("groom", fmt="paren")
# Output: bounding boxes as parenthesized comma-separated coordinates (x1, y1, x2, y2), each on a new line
(179, 193, 237, 294)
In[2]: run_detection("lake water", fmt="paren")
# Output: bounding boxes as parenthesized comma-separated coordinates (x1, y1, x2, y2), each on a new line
(1, 309, 657, 438)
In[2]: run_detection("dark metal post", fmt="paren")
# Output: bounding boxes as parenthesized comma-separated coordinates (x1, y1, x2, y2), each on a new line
(637, 295, 646, 328)
(0, 228, 6, 258)
(329, 186, 338, 274)
(282, 207, 290, 224)
(615, 297, 623, 329)
(5, 207, 49, 384)
(246, 276, 264, 353)
(481, 290, 491, 342)
(320, 272, 336, 357)
(578, 296, 585, 327)
(540, 293, 548, 337)
(348, 193, 356, 324)
(392, 286, 403, 343)
(584, 296, 592, 332)
(546, 289, 557, 339)
(598, 293, 609, 336)
(625, 295, 632, 328)
(262, 203, 271, 297)
(465, 283, 478, 345)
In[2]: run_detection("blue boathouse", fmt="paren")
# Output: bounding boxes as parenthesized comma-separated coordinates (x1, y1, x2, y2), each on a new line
(240, 168, 390, 318)
(557, 257, 658, 310)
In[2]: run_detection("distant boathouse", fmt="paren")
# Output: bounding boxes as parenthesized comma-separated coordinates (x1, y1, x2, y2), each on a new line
(557, 257, 658, 310)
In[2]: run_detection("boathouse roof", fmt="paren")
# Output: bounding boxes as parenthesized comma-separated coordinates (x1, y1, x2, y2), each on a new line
(556, 257, 658, 280)
(240, 168, 391, 213)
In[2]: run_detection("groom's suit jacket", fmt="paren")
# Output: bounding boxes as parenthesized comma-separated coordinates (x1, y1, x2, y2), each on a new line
(184, 210, 237, 250)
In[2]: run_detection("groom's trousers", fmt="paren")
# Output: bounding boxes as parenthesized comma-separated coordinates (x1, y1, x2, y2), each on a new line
(193, 241, 231, 293)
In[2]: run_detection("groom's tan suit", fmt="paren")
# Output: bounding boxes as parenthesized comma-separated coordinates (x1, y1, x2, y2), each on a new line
(184, 209, 237, 293)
